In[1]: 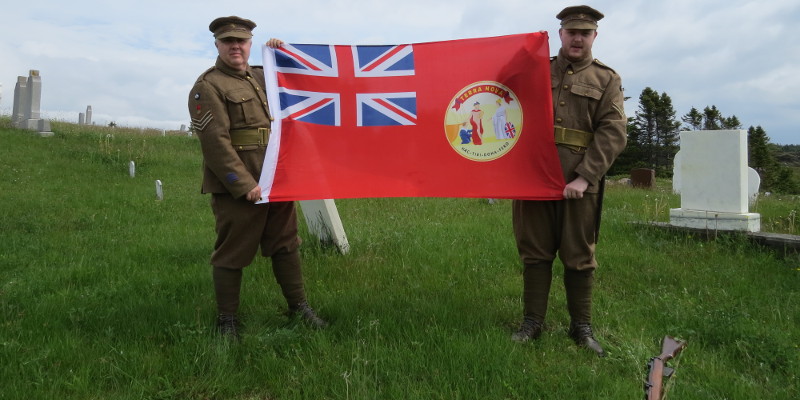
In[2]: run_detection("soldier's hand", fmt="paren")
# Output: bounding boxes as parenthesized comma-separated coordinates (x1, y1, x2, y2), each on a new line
(246, 185, 263, 203)
(563, 176, 589, 199)
(266, 38, 284, 48)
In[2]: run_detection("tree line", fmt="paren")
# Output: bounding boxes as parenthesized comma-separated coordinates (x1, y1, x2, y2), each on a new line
(610, 87, 800, 194)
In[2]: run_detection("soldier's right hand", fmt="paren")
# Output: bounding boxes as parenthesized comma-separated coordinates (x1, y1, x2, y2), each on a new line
(266, 38, 284, 48)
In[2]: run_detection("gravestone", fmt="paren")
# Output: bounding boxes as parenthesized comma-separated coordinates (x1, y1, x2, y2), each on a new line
(299, 200, 350, 254)
(85, 106, 92, 125)
(12, 76, 27, 126)
(673, 150, 761, 204)
(630, 168, 655, 188)
(155, 180, 163, 200)
(669, 130, 760, 232)
(11, 70, 53, 136)
(129, 161, 135, 178)
(79, 113, 85, 125)
(180, 124, 186, 132)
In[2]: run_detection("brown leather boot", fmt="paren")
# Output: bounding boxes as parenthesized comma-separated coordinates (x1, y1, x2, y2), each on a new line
(511, 316, 544, 342)
(288, 301, 328, 329)
(216, 313, 241, 340)
(568, 322, 605, 357)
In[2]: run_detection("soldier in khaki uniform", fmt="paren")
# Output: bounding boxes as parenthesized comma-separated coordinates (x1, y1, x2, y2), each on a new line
(188, 16, 326, 339)
(510, 6, 626, 356)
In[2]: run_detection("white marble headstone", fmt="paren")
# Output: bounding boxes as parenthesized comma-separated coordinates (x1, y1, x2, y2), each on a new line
(669, 130, 760, 231)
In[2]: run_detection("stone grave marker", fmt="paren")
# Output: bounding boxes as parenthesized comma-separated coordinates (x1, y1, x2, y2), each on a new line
(129, 161, 136, 178)
(155, 180, 163, 201)
(299, 199, 350, 254)
(79, 113, 85, 125)
(673, 149, 761, 204)
(85, 106, 92, 125)
(630, 168, 655, 188)
(11, 70, 53, 136)
(669, 130, 760, 231)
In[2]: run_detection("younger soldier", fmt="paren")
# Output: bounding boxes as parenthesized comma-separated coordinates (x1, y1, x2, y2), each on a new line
(511, 6, 627, 357)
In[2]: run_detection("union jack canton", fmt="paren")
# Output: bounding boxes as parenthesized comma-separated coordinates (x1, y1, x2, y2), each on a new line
(273, 44, 417, 127)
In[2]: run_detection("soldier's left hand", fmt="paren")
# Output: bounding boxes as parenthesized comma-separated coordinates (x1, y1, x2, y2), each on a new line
(563, 176, 589, 199)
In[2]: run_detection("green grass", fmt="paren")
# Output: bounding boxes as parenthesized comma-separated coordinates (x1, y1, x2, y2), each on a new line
(1, 119, 798, 399)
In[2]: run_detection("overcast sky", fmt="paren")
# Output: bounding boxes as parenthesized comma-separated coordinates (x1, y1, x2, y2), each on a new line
(1, 0, 798, 144)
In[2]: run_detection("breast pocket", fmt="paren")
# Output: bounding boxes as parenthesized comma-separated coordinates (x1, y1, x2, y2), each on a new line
(225, 88, 261, 125)
(569, 82, 603, 120)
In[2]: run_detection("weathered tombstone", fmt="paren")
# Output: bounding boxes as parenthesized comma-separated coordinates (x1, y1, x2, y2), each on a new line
(12, 70, 52, 136)
(299, 199, 350, 254)
(630, 168, 655, 188)
(85, 106, 92, 126)
(674, 149, 761, 204)
(180, 124, 186, 132)
(129, 161, 136, 178)
(12, 76, 27, 126)
(669, 130, 760, 232)
(78, 112, 85, 125)
(155, 180, 163, 200)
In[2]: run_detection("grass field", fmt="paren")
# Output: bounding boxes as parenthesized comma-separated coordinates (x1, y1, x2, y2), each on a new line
(1, 120, 798, 399)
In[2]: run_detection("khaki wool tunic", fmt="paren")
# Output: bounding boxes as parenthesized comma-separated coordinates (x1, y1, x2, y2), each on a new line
(513, 49, 627, 270)
(189, 58, 300, 268)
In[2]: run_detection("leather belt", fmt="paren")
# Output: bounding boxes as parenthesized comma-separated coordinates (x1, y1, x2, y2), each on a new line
(554, 126, 593, 148)
(230, 128, 269, 147)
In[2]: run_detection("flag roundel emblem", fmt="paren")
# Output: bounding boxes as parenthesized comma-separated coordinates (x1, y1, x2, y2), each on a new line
(444, 81, 522, 162)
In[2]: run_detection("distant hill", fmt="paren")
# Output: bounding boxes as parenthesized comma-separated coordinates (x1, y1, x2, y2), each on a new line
(774, 144, 800, 167)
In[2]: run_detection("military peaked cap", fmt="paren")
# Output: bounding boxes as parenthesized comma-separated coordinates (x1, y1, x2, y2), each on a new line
(557, 5, 604, 30)
(209, 16, 256, 39)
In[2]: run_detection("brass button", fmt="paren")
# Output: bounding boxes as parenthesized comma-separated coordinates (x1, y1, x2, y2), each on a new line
(559, 101, 566, 106)
(556, 117, 563, 123)
(563, 85, 569, 90)
(567, 70, 574, 75)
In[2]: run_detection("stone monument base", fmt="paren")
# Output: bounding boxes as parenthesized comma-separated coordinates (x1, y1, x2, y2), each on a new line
(20, 119, 53, 136)
(669, 208, 761, 232)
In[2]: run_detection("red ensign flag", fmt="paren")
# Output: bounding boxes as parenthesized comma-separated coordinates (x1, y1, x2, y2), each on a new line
(259, 33, 563, 202)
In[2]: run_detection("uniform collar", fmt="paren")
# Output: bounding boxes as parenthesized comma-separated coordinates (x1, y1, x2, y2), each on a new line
(215, 57, 251, 78)
(555, 48, 594, 73)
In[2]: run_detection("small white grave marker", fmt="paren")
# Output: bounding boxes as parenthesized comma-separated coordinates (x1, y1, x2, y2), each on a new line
(299, 199, 350, 254)
(129, 161, 135, 178)
(155, 180, 163, 201)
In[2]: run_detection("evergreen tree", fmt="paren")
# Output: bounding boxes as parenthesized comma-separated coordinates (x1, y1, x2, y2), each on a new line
(722, 115, 742, 130)
(748, 125, 800, 194)
(681, 107, 703, 130)
(702, 106, 723, 130)
(626, 87, 680, 177)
